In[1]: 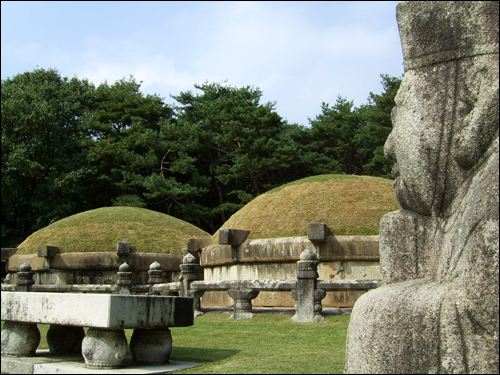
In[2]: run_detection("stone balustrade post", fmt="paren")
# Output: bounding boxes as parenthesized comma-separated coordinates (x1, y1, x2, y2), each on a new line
(148, 261, 163, 294)
(16, 262, 35, 292)
(227, 288, 259, 320)
(291, 248, 324, 322)
(179, 253, 200, 296)
(180, 253, 204, 317)
(116, 262, 132, 295)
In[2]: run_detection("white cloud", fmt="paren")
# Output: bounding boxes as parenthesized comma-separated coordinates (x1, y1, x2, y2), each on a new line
(1, 1, 404, 125)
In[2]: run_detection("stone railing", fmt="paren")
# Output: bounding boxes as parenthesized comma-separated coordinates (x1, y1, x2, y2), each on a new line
(150, 249, 382, 322)
(200, 225, 381, 308)
(1, 222, 382, 324)
(1, 244, 181, 286)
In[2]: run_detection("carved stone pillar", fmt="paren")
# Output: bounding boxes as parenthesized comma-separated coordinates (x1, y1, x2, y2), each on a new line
(291, 248, 323, 322)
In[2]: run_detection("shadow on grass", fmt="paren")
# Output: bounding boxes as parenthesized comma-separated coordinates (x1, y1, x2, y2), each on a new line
(171, 346, 240, 363)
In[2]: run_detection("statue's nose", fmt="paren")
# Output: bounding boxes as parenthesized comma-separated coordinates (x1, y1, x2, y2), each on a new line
(384, 131, 396, 164)
(384, 106, 398, 164)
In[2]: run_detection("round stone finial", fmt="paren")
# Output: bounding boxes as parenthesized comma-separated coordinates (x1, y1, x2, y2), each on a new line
(119, 262, 131, 272)
(19, 262, 32, 272)
(149, 261, 162, 270)
(183, 253, 197, 264)
(300, 248, 317, 261)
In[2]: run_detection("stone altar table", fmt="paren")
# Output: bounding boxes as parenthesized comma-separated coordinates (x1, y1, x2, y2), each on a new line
(1, 292, 194, 368)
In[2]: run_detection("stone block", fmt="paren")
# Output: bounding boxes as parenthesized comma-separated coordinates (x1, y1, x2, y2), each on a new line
(187, 238, 212, 252)
(308, 222, 328, 242)
(218, 228, 251, 246)
(37, 245, 59, 258)
(1, 350, 200, 374)
(116, 241, 130, 256)
(1, 248, 18, 260)
(1, 292, 194, 328)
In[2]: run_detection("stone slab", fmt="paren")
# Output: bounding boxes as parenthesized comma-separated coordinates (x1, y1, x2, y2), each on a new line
(7, 252, 182, 272)
(1, 350, 199, 374)
(1, 292, 193, 328)
(37, 246, 59, 258)
(218, 229, 251, 246)
(201, 236, 380, 267)
(1, 248, 18, 261)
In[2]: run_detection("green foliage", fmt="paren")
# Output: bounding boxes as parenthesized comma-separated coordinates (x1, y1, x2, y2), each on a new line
(303, 75, 402, 177)
(1, 68, 96, 246)
(1, 67, 401, 246)
(165, 81, 308, 232)
(355, 74, 402, 177)
(306, 97, 364, 175)
(83, 76, 174, 209)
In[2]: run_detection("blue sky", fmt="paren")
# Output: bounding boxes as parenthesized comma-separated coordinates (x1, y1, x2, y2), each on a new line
(1, 1, 403, 126)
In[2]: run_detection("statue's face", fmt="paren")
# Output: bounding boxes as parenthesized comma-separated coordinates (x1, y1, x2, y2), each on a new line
(385, 69, 448, 216)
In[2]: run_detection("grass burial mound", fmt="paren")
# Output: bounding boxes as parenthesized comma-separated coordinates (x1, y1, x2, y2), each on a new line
(17, 206, 211, 255)
(213, 174, 400, 242)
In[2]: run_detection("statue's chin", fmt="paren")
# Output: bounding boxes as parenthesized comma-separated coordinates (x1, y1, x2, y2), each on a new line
(394, 177, 433, 216)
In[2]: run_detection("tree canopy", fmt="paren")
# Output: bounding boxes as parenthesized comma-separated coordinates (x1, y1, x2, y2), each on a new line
(1, 68, 401, 247)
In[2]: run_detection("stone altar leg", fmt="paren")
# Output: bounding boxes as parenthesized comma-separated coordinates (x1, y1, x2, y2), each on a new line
(1, 321, 40, 356)
(314, 289, 326, 322)
(191, 290, 205, 318)
(130, 328, 172, 365)
(47, 324, 85, 355)
(81, 328, 127, 368)
(227, 289, 259, 320)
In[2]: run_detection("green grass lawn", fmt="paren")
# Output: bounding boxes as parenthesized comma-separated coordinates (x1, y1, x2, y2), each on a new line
(2, 311, 350, 374)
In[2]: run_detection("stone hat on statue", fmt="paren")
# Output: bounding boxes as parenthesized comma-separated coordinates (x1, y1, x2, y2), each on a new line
(396, 1, 499, 70)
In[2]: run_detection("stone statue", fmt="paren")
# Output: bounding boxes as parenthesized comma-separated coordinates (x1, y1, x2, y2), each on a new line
(345, 1, 499, 373)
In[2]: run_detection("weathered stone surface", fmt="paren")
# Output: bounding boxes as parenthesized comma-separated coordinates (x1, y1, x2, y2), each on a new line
(218, 228, 251, 246)
(202, 236, 379, 267)
(1, 292, 194, 328)
(308, 222, 329, 242)
(115, 241, 130, 256)
(227, 289, 259, 320)
(7, 252, 181, 272)
(81, 328, 128, 368)
(291, 249, 322, 322)
(1, 351, 200, 374)
(130, 328, 173, 365)
(201, 235, 380, 308)
(37, 245, 59, 258)
(1, 248, 17, 260)
(345, 2, 499, 374)
(1, 321, 40, 356)
(187, 238, 212, 252)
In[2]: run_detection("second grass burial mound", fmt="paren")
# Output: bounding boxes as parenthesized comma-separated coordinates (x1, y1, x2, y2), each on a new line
(213, 174, 400, 242)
